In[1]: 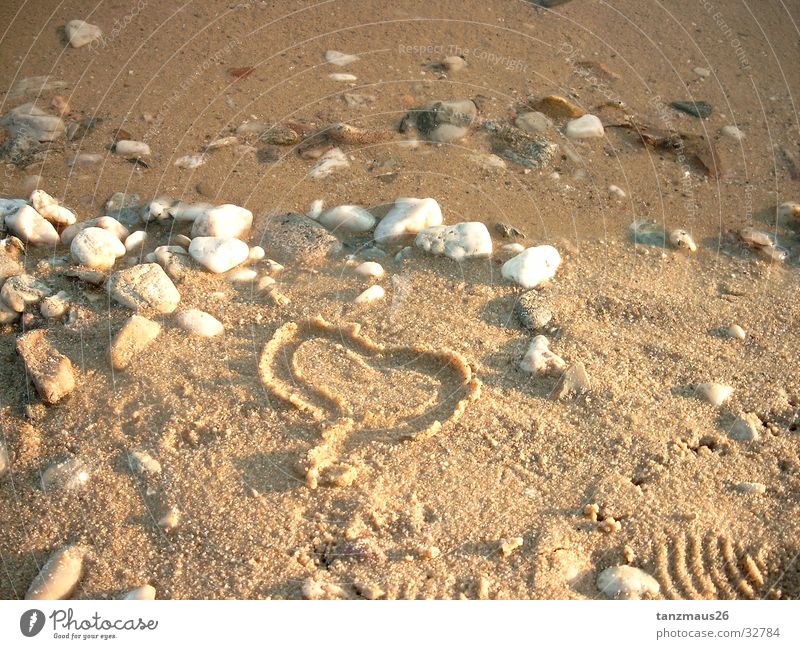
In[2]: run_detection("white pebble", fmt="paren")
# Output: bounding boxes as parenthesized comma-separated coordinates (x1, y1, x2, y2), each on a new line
(695, 382, 734, 407)
(329, 73, 357, 81)
(174, 309, 224, 336)
(227, 268, 258, 283)
(264, 259, 284, 274)
(729, 412, 761, 441)
(188, 237, 250, 273)
(114, 140, 150, 158)
(597, 565, 660, 600)
(565, 114, 604, 139)
(735, 482, 766, 494)
(693, 66, 711, 78)
(325, 50, 359, 66)
(354, 261, 384, 278)
(608, 185, 626, 199)
(61, 216, 129, 246)
(309, 148, 349, 179)
(0, 441, 8, 477)
(726, 324, 746, 340)
(159, 506, 180, 530)
(520, 335, 566, 375)
(248, 246, 265, 261)
(65, 20, 101, 48)
(26, 544, 88, 599)
(307, 199, 324, 219)
(355, 285, 385, 304)
(124, 230, 147, 253)
(71, 227, 126, 269)
(191, 203, 252, 239)
(141, 197, 172, 223)
(501, 242, 525, 253)
(669, 229, 697, 252)
(31, 190, 76, 226)
(169, 201, 213, 222)
(40, 291, 69, 318)
(374, 197, 443, 244)
(124, 585, 156, 600)
(719, 125, 745, 141)
(41, 457, 89, 492)
(174, 153, 205, 169)
(415, 222, 492, 261)
(318, 205, 376, 233)
(501, 245, 561, 289)
(5, 204, 59, 246)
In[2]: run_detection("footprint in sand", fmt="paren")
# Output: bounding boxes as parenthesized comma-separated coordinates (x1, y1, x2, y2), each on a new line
(258, 316, 481, 489)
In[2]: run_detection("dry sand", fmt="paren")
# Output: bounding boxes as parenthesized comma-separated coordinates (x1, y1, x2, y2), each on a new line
(0, 0, 799, 599)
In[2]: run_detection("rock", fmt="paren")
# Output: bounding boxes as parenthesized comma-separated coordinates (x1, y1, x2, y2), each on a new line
(67, 152, 102, 167)
(141, 197, 173, 223)
(124, 230, 147, 253)
(153, 246, 192, 282)
(528, 95, 584, 119)
(329, 73, 357, 81)
(668, 229, 697, 252)
(442, 55, 467, 72)
(565, 114, 604, 139)
(342, 93, 376, 109)
(71, 227, 126, 269)
(520, 335, 565, 375)
(490, 126, 558, 168)
(693, 66, 711, 78)
(114, 140, 150, 158)
(26, 544, 88, 599)
(110, 315, 161, 369)
(318, 205, 376, 233)
(309, 147, 349, 179)
(128, 450, 161, 477)
(608, 185, 626, 199)
(325, 50, 359, 66)
(307, 199, 324, 220)
(514, 111, 553, 133)
(410, 99, 477, 143)
(695, 382, 734, 407)
(735, 482, 766, 494)
(205, 136, 238, 151)
(190, 204, 253, 239)
(374, 197, 443, 245)
(257, 213, 342, 266)
(671, 100, 713, 118)
(501, 246, 561, 289)
(174, 309, 224, 337)
(1, 274, 51, 312)
(0, 301, 20, 324)
(725, 324, 746, 340)
(719, 125, 744, 141)
(173, 154, 204, 169)
(0, 441, 8, 477)
(61, 216, 129, 246)
(554, 362, 591, 400)
(0, 198, 28, 219)
(188, 237, 249, 273)
(158, 506, 180, 530)
(40, 292, 69, 319)
(227, 268, 257, 283)
(0, 103, 65, 144)
(41, 457, 89, 492)
(5, 205, 59, 246)
(777, 201, 800, 223)
(354, 261, 384, 278)
(469, 152, 507, 171)
(30, 190, 76, 226)
(124, 585, 156, 600)
(65, 20, 101, 48)
(514, 291, 553, 331)
(16, 330, 76, 404)
(107, 263, 181, 313)
(728, 412, 762, 441)
(494, 223, 526, 239)
(415, 222, 492, 261)
(355, 285, 385, 304)
(502, 243, 525, 254)
(0, 236, 25, 283)
(248, 245, 265, 261)
(597, 565, 660, 600)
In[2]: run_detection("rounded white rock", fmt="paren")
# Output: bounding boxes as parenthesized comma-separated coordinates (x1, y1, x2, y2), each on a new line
(71, 227, 126, 269)
(597, 565, 660, 600)
(141, 197, 172, 223)
(26, 544, 88, 600)
(40, 291, 70, 319)
(501, 245, 561, 289)
(565, 114, 604, 139)
(354, 261, 384, 278)
(124, 230, 147, 253)
(188, 237, 249, 273)
(248, 245, 265, 261)
(227, 268, 258, 283)
(174, 309, 224, 337)
(124, 585, 156, 600)
(719, 125, 745, 141)
(307, 199, 324, 220)
(354, 285, 385, 304)
(374, 197, 443, 244)
(191, 204, 253, 239)
(61, 216, 129, 246)
(520, 335, 566, 375)
(318, 205, 376, 233)
(696, 382, 734, 407)
(114, 140, 150, 158)
(415, 222, 492, 261)
(5, 205, 59, 246)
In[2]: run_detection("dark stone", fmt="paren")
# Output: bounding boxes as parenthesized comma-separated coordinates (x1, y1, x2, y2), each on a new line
(490, 126, 557, 168)
(514, 291, 553, 331)
(255, 212, 343, 266)
(671, 100, 713, 119)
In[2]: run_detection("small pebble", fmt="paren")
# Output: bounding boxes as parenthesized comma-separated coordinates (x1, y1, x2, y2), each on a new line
(227, 268, 258, 283)
(110, 315, 162, 370)
(520, 335, 565, 375)
(325, 50, 359, 66)
(608, 185, 626, 199)
(442, 55, 467, 72)
(71, 227, 126, 269)
(501, 245, 561, 289)
(728, 412, 762, 441)
(41, 457, 89, 492)
(415, 222, 493, 261)
(719, 125, 745, 141)
(355, 285, 385, 304)
(114, 140, 150, 158)
(735, 482, 767, 494)
(159, 506, 180, 530)
(354, 261, 384, 279)
(174, 153, 205, 169)
(124, 230, 147, 253)
(597, 565, 660, 600)
(248, 245, 265, 261)
(725, 324, 746, 340)
(174, 309, 224, 337)
(65, 19, 101, 48)
(128, 450, 161, 477)
(565, 114, 604, 139)
(669, 229, 697, 252)
(695, 382, 734, 407)
(693, 66, 711, 78)
(499, 537, 523, 558)
(374, 197, 443, 244)
(107, 263, 181, 313)
(26, 544, 88, 599)
(188, 237, 250, 273)
(329, 73, 357, 82)
(124, 585, 156, 600)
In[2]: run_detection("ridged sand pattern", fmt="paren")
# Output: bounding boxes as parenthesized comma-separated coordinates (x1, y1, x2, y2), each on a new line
(259, 316, 482, 487)
(654, 531, 774, 599)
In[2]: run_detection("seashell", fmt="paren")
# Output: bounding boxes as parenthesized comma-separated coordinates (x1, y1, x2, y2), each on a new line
(26, 544, 88, 599)
(669, 229, 697, 252)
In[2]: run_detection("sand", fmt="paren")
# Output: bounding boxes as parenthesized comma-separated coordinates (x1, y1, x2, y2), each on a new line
(0, 0, 799, 600)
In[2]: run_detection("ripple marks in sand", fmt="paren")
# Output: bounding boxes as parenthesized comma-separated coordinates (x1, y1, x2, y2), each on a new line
(258, 316, 481, 488)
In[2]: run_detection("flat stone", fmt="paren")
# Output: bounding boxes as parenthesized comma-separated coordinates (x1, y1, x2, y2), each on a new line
(114, 140, 150, 158)
(256, 213, 342, 266)
(191, 204, 253, 239)
(415, 222, 492, 261)
(65, 20, 102, 48)
(153, 245, 192, 282)
(174, 309, 224, 337)
(501, 245, 562, 289)
(309, 148, 349, 179)
(26, 544, 88, 600)
(515, 111, 553, 133)
(110, 315, 162, 370)
(597, 565, 660, 600)
(188, 237, 249, 273)
(71, 227, 126, 269)
(16, 329, 76, 404)
(695, 382, 733, 407)
(728, 412, 762, 441)
(325, 50, 359, 66)
(318, 205, 376, 233)
(5, 205, 59, 246)
(107, 263, 181, 313)
(30, 189, 76, 226)
(1, 274, 51, 312)
(527, 95, 584, 119)
(514, 291, 553, 331)
(671, 100, 713, 118)
(374, 198, 443, 245)
(0, 103, 65, 144)
(490, 126, 558, 168)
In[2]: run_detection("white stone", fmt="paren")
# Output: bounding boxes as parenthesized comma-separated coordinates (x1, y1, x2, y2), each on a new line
(693, 66, 711, 78)
(501, 245, 561, 289)
(61, 216, 129, 245)
(40, 291, 69, 318)
(65, 20, 101, 48)
(114, 140, 150, 157)
(41, 457, 89, 492)
(729, 413, 761, 441)
(159, 506, 180, 530)
(174, 309, 224, 337)
(354, 261, 384, 278)
(248, 246, 265, 261)
(31, 190, 76, 226)
(515, 111, 552, 133)
(520, 335, 566, 375)
(735, 482, 766, 494)
(318, 205, 376, 233)
(719, 125, 745, 141)
(442, 55, 467, 72)
(128, 450, 161, 476)
(191, 204, 253, 239)
(141, 197, 172, 222)
(695, 382, 734, 407)
(264, 259, 284, 274)
(174, 154, 205, 169)
(608, 184, 626, 199)
(415, 222, 492, 261)
(355, 285, 385, 304)
(256, 275, 276, 292)
(188, 237, 249, 273)
(67, 153, 103, 166)
(124, 585, 156, 600)
(169, 201, 212, 222)
(597, 565, 660, 600)
(71, 227, 126, 269)
(26, 544, 88, 600)
(205, 136, 238, 150)
(501, 242, 525, 253)
(227, 268, 258, 283)
(5, 205, 59, 246)
(310, 148, 349, 179)
(726, 324, 746, 340)
(107, 263, 181, 313)
(374, 197, 443, 244)
(325, 50, 359, 66)
(329, 73, 357, 81)
(124, 230, 147, 253)
(565, 114, 604, 139)
(307, 199, 324, 219)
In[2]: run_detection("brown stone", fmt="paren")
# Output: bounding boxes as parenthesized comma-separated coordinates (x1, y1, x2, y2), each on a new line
(16, 329, 76, 404)
(110, 315, 162, 370)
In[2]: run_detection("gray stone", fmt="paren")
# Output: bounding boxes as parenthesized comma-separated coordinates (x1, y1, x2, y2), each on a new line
(514, 290, 553, 332)
(107, 263, 180, 313)
(256, 212, 342, 266)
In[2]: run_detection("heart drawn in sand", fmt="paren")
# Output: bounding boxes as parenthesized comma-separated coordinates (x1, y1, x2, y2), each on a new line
(258, 316, 481, 488)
